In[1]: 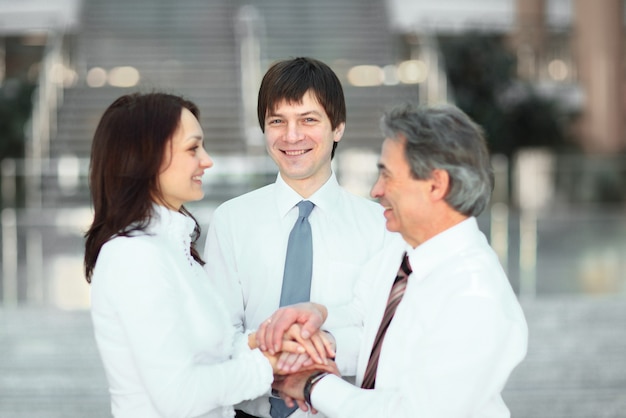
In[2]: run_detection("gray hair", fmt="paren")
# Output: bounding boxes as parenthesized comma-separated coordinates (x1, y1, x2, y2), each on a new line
(379, 102, 494, 217)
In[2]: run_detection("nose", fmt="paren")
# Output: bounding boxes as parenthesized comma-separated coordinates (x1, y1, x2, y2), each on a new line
(285, 123, 304, 143)
(370, 175, 383, 200)
(200, 148, 214, 169)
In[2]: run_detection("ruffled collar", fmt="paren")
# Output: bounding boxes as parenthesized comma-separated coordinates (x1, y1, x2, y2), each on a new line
(150, 204, 197, 266)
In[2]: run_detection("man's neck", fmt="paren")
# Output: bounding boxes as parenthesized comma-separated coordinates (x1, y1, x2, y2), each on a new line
(282, 170, 332, 199)
(406, 207, 469, 248)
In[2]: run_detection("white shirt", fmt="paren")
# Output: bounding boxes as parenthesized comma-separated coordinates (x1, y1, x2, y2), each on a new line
(91, 205, 273, 418)
(314, 217, 528, 418)
(203, 173, 392, 418)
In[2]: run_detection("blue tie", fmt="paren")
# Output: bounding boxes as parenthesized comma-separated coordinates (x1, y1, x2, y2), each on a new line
(279, 200, 314, 306)
(270, 200, 314, 418)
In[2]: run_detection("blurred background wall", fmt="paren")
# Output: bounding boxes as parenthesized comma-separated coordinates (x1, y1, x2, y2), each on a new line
(0, 0, 624, 308)
(0, 0, 625, 416)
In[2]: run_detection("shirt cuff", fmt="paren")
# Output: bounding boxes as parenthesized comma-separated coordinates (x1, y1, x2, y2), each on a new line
(311, 373, 360, 414)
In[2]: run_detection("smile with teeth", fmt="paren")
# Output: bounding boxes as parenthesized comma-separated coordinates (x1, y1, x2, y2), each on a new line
(192, 175, 203, 182)
(283, 149, 308, 156)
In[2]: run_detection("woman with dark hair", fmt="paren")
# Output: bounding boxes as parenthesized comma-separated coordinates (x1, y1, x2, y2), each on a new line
(84, 92, 334, 418)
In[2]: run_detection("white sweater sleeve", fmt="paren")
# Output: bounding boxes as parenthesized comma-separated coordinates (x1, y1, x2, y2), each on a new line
(91, 237, 273, 418)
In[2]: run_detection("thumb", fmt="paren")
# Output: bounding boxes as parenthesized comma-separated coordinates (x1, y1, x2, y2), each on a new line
(300, 314, 323, 339)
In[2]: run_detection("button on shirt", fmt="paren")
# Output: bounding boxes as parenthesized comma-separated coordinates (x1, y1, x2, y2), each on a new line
(204, 173, 393, 418)
(315, 217, 528, 418)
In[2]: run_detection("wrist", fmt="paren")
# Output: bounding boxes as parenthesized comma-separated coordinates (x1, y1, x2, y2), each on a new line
(303, 371, 329, 407)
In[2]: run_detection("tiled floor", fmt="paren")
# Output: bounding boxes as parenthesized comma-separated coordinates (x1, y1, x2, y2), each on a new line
(1, 295, 625, 417)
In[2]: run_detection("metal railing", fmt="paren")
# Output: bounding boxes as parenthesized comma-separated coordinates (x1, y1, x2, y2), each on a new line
(24, 31, 69, 209)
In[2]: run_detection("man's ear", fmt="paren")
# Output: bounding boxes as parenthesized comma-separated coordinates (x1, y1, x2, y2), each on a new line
(429, 169, 450, 201)
(333, 122, 346, 142)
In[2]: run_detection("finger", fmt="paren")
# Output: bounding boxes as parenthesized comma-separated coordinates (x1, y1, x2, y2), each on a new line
(264, 316, 278, 355)
(301, 359, 339, 376)
(309, 334, 329, 364)
(280, 340, 306, 355)
(299, 303, 327, 339)
(276, 352, 299, 374)
(315, 331, 336, 359)
(294, 361, 334, 375)
(295, 398, 310, 412)
(322, 334, 337, 358)
(271, 310, 299, 353)
(282, 353, 305, 372)
(255, 324, 264, 351)
(304, 331, 334, 365)
(257, 316, 274, 353)
(275, 351, 290, 373)
(287, 353, 310, 373)
(287, 324, 324, 364)
(299, 313, 324, 340)
(280, 394, 303, 411)
(283, 395, 295, 409)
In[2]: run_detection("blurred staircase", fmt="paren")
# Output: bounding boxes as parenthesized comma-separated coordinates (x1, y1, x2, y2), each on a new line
(45, 0, 419, 209)
(256, 0, 419, 151)
(47, 0, 244, 207)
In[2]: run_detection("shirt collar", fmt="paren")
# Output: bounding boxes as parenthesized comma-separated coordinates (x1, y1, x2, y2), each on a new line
(150, 203, 197, 241)
(275, 172, 341, 218)
(406, 217, 483, 279)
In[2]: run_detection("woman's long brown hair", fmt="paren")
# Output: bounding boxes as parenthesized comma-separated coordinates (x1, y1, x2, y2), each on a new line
(84, 92, 204, 283)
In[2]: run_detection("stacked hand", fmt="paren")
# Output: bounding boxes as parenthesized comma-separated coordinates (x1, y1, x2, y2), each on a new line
(253, 302, 341, 413)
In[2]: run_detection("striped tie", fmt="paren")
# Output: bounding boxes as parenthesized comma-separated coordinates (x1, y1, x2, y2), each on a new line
(361, 252, 412, 389)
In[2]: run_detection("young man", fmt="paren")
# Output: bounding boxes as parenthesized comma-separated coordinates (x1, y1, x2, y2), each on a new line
(203, 57, 392, 418)
(266, 103, 528, 417)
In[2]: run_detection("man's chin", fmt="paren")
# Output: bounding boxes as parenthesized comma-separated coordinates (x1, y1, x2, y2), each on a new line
(383, 216, 399, 233)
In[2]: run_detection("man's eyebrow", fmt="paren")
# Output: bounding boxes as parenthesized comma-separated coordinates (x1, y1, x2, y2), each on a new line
(266, 109, 323, 118)
(299, 110, 323, 117)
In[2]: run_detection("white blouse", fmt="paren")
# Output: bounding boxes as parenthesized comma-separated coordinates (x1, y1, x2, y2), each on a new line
(90, 204, 273, 418)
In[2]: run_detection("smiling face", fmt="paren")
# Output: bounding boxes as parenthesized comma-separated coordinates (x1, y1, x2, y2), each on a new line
(157, 108, 213, 210)
(264, 90, 345, 196)
(370, 136, 437, 247)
